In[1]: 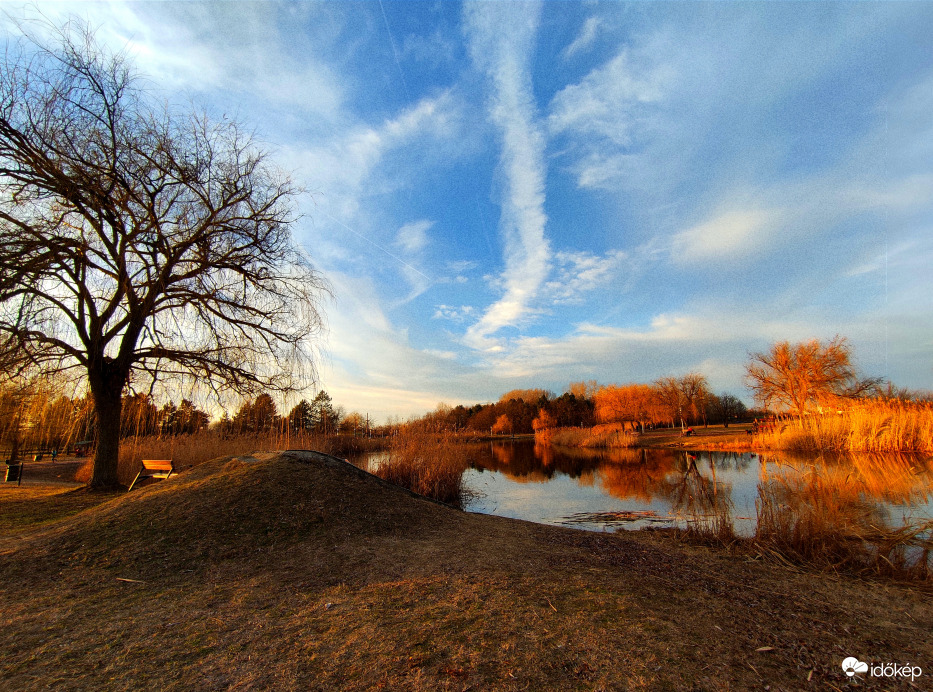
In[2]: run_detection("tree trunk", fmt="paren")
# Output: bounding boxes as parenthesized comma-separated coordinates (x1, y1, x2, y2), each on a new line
(88, 369, 125, 490)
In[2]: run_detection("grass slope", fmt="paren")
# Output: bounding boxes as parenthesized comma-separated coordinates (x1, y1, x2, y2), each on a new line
(1, 451, 930, 690)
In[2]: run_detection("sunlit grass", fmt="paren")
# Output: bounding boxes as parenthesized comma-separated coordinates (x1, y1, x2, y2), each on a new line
(753, 399, 933, 452)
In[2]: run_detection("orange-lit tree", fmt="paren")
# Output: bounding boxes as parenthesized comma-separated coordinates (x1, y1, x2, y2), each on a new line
(594, 384, 663, 433)
(745, 336, 878, 416)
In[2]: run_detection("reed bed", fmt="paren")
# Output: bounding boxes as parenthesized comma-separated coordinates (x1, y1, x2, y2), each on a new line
(755, 466, 932, 581)
(753, 400, 933, 453)
(371, 432, 471, 508)
(678, 458, 933, 583)
(540, 423, 637, 449)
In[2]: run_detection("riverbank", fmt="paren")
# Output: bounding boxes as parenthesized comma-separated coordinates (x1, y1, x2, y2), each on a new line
(1, 451, 929, 690)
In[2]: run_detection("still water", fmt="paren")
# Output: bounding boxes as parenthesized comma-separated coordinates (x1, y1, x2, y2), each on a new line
(458, 441, 933, 536)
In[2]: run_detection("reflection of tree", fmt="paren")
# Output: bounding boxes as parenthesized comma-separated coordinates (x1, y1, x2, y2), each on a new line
(664, 453, 733, 522)
(597, 451, 677, 503)
(480, 441, 607, 483)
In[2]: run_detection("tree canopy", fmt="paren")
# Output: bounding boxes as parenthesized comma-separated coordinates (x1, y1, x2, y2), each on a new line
(745, 336, 879, 415)
(0, 21, 328, 487)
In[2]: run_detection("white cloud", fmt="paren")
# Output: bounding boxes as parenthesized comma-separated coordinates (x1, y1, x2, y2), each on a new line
(463, 1, 551, 349)
(395, 220, 433, 254)
(562, 16, 601, 60)
(549, 48, 670, 146)
(670, 209, 776, 264)
(433, 305, 475, 322)
(543, 250, 628, 304)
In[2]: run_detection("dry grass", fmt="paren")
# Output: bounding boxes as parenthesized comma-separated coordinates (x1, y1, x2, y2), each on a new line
(74, 430, 386, 485)
(371, 432, 470, 507)
(754, 399, 933, 452)
(1, 453, 931, 690)
(542, 423, 637, 449)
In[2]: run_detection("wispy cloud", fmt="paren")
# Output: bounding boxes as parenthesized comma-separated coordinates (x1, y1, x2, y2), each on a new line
(395, 220, 433, 254)
(670, 209, 777, 264)
(562, 16, 601, 60)
(463, 1, 550, 349)
(543, 250, 628, 305)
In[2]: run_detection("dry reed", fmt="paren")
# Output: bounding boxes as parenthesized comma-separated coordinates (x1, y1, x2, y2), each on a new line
(754, 466, 932, 581)
(372, 432, 470, 507)
(542, 424, 637, 449)
(754, 399, 933, 453)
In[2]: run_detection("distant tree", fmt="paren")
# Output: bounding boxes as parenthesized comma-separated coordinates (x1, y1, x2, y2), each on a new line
(678, 373, 711, 425)
(568, 380, 600, 401)
(707, 393, 747, 425)
(0, 22, 328, 488)
(491, 414, 513, 436)
(532, 409, 556, 432)
(653, 377, 685, 427)
(288, 399, 315, 432)
(232, 394, 278, 433)
(252, 394, 278, 431)
(547, 392, 594, 428)
(309, 390, 339, 434)
(341, 411, 367, 436)
(121, 393, 160, 437)
(594, 384, 663, 432)
(745, 336, 879, 416)
(499, 388, 553, 404)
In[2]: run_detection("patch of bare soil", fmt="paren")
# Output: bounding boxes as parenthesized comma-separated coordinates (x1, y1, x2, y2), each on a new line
(1, 451, 929, 690)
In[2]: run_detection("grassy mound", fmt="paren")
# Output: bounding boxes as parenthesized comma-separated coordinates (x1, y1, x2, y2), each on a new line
(2, 451, 931, 690)
(24, 451, 465, 584)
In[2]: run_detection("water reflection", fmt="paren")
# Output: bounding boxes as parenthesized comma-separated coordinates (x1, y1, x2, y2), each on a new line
(464, 441, 933, 540)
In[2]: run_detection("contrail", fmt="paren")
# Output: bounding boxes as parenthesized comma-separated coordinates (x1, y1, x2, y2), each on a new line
(320, 210, 431, 282)
(378, 0, 411, 101)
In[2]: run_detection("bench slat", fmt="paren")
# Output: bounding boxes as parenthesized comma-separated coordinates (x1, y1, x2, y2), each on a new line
(128, 459, 175, 491)
(141, 460, 173, 471)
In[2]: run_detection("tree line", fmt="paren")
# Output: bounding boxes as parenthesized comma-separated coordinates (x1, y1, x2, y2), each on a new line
(0, 383, 359, 460)
(403, 376, 748, 437)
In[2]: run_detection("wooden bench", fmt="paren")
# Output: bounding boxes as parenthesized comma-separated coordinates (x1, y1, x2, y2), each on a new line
(128, 459, 175, 491)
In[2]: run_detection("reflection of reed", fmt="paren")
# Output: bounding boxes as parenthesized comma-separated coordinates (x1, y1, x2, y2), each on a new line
(755, 465, 932, 579)
(759, 451, 933, 506)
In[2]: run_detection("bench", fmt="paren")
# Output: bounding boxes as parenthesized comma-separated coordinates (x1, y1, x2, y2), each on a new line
(128, 459, 175, 491)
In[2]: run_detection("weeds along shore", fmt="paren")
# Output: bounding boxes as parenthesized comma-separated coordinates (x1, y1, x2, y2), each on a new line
(751, 400, 933, 453)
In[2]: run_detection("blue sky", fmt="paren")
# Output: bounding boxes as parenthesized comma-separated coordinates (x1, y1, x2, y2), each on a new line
(5, 2, 933, 420)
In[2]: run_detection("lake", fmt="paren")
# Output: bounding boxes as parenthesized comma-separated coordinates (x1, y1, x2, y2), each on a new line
(452, 440, 933, 537)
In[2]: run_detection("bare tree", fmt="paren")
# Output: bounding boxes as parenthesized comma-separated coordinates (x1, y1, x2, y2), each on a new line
(677, 373, 711, 425)
(0, 22, 328, 488)
(745, 336, 877, 416)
